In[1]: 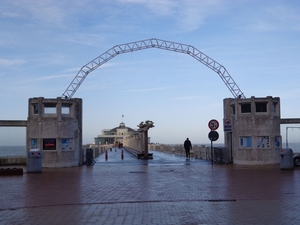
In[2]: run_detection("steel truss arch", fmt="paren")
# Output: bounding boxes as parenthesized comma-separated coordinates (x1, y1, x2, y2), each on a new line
(62, 38, 245, 99)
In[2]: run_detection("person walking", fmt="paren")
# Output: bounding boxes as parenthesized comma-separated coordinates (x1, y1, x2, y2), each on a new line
(184, 138, 192, 158)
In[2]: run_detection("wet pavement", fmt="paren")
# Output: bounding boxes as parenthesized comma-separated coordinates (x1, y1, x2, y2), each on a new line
(1, 148, 300, 225)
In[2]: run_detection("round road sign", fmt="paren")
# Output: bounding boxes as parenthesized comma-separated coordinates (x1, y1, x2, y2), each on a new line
(208, 119, 219, 131)
(224, 118, 231, 125)
(208, 130, 219, 141)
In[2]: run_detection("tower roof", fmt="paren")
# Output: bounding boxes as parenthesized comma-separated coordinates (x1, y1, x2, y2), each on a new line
(109, 122, 136, 132)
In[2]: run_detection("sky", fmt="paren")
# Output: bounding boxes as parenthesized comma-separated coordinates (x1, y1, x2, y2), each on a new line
(1, 0, 300, 146)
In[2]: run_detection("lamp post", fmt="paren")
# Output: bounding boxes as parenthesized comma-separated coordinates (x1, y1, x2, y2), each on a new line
(137, 120, 154, 159)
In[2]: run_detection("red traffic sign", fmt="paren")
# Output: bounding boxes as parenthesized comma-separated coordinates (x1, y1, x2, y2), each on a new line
(208, 119, 219, 131)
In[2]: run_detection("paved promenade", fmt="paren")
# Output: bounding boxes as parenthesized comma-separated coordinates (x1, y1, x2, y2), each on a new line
(0, 149, 300, 225)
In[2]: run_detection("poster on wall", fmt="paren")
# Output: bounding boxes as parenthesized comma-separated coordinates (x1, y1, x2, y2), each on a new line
(62, 139, 73, 151)
(30, 139, 38, 149)
(275, 136, 281, 148)
(43, 139, 56, 150)
(257, 136, 270, 148)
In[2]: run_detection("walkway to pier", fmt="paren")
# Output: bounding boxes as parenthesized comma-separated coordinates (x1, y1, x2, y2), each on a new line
(1, 149, 300, 224)
(96, 148, 207, 165)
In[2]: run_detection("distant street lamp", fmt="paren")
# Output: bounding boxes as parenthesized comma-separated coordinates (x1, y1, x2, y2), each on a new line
(137, 120, 154, 159)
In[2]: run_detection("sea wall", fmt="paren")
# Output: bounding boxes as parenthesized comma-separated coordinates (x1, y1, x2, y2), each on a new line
(148, 144, 230, 163)
(0, 156, 26, 166)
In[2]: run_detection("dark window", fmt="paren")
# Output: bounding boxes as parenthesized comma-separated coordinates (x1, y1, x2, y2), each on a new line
(33, 104, 38, 114)
(231, 105, 235, 115)
(43, 139, 56, 150)
(241, 103, 251, 113)
(272, 102, 277, 113)
(256, 102, 267, 112)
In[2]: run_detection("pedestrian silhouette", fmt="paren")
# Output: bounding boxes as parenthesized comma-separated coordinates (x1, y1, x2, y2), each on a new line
(184, 138, 192, 158)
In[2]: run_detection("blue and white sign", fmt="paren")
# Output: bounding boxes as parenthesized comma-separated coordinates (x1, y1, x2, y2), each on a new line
(223, 118, 232, 132)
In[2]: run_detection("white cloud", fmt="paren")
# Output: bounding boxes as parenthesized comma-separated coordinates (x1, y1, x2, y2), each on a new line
(0, 11, 20, 18)
(250, 21, 276, 32)
(245, 3, 300, 32)
(124, 87, 171, 92)
(267, 4, 300, 31)
(118, 0, 226, 31)
(174, 96, 203, 101)
(30, 73, 74, 81)
(1, 0, 87, 26)
(119, 0, 175, 16)
(0, 59, 25, 66)
(64, 33, 106, 47)
(176, 0, 225, 31)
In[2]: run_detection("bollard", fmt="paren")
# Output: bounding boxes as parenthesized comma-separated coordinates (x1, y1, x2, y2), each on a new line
(105, 150, 108, 161)
(121, 149, 124, 160)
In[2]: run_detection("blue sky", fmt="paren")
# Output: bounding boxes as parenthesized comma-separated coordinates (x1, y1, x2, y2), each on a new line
(1, 0, 300, 146)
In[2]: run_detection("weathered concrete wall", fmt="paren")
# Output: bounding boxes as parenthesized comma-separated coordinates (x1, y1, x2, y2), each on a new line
(0, 120, 27, 126)
(0, 156, 26, 166)
(27, 97, 82, 167)
(123, 133, 144, 151)
(224, 96, 281, 165)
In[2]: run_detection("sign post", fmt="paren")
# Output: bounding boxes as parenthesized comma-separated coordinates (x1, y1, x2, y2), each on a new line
(208, 119, 219, 165)
(223, 118, 233, 163)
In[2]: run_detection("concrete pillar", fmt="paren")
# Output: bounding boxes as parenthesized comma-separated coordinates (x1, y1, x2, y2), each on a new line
(27, 97, 83, 167)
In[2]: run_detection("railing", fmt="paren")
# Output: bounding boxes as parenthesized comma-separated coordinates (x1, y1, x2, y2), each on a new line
(148, 144, 230, 163)
(123, 146, 153, 159)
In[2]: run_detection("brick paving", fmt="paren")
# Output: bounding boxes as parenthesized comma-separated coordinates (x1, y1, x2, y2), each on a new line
(0, 149, 300, 224)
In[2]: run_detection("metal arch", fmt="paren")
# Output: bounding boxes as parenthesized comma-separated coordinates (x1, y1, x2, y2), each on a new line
(62, 38, 245, 99)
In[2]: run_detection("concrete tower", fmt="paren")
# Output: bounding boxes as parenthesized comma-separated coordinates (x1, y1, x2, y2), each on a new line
(223, 96, 281, 165)
(27, 97, 82, 167)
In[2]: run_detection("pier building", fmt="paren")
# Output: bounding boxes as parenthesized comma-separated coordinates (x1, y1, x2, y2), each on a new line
(94, 122, 138, 145)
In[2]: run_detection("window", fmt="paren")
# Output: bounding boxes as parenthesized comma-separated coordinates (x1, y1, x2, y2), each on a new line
(61, 105, 70, 114)
(240, 137, 252, 148)
(231, 104, 235, 115)
(257, 136, 269, 148)
(33, 104, 38, 114)
(256, 102, 267, 112)
(44, 103, 56, 114)
(241, 103, 251, 113)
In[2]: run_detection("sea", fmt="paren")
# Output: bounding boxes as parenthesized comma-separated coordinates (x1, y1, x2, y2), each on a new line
(0, 146, 26, 157)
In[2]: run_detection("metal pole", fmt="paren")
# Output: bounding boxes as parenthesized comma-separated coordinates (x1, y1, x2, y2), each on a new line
(211, 140, 213, 165)
(286, 127, 288, 149)
(230, 132, 233, 163)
